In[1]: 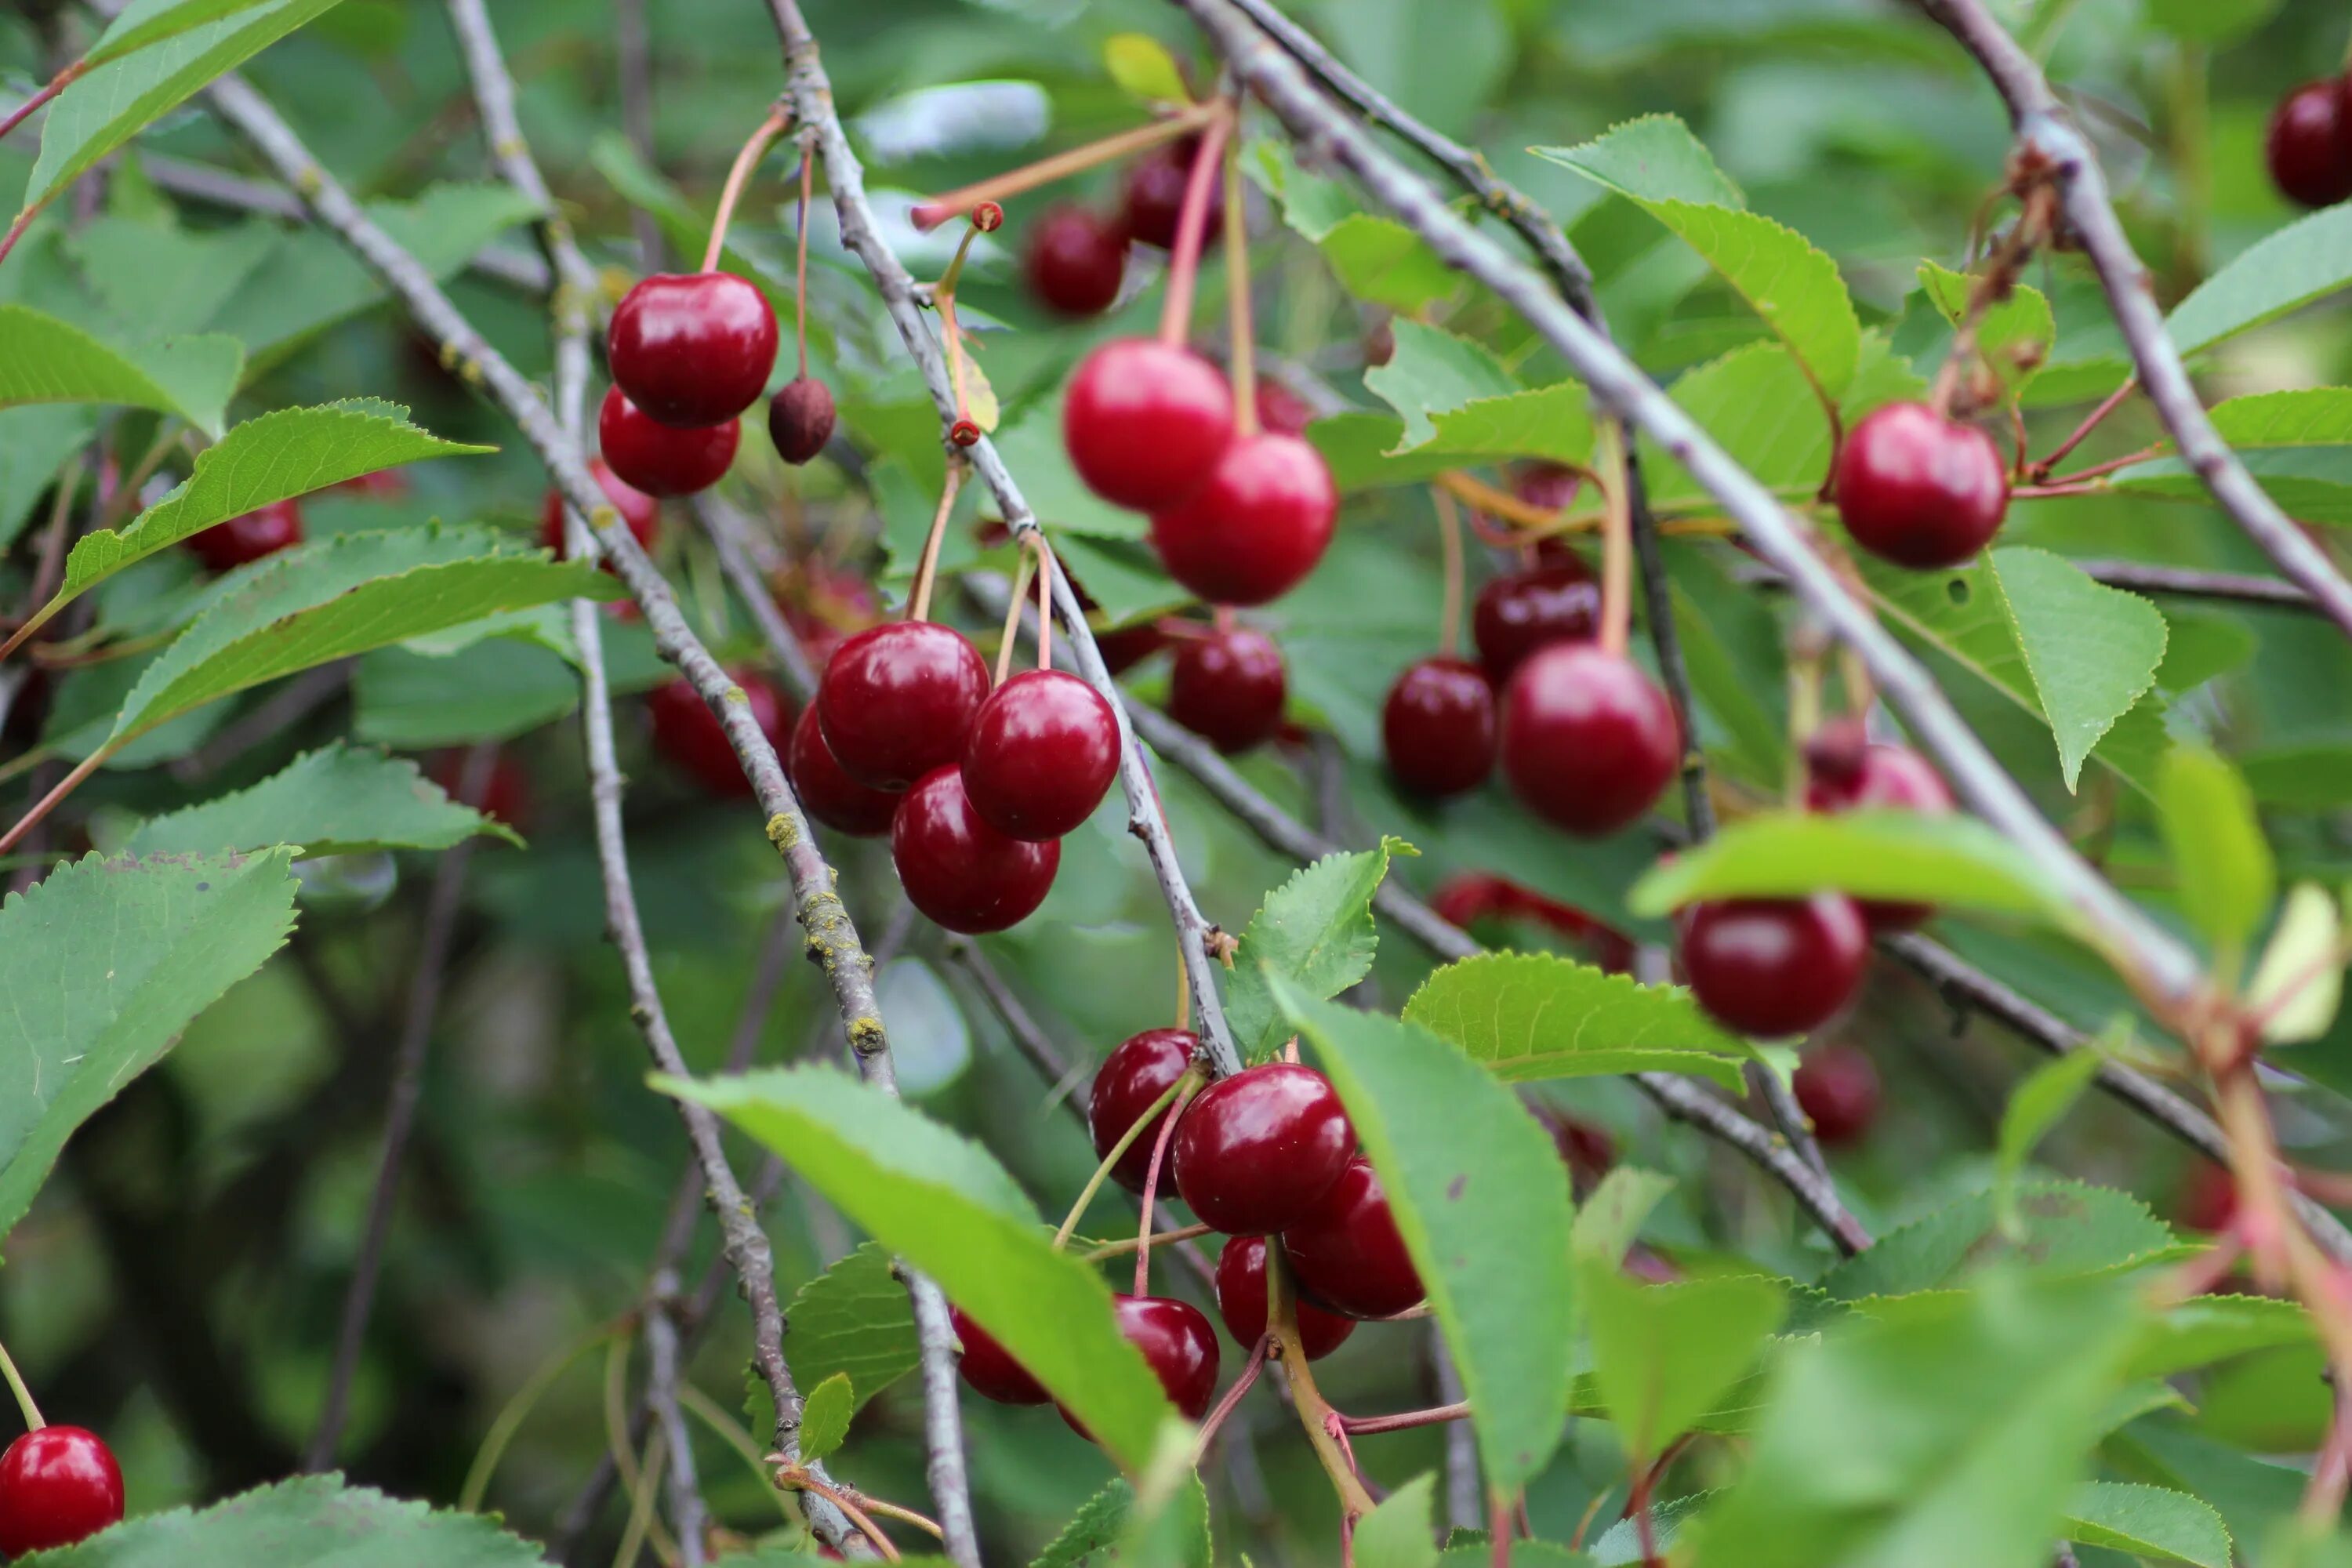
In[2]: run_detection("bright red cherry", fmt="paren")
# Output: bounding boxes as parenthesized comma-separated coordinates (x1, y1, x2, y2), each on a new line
(1283, 1157, 1423, 1319)
(646, 671, 789, 797)
(597, 386, 738, 498)
(1171, 1062, 1354, 1236)
(1500, 644, 1680, 837)
(2266, 79, 2352, 209)
(817, 622, 991, 792)
(1065, 1296, 1218, 1428)
(1791, 1044, 1881, 1146)
(541, 458, 660, 557)
(891, 766, 1060, 933)
(1214, 1236, 1354, 1359)
(0, 1426, 124, 1557)
(608, 271, 779, 429)
(1063, 339, 1234, 512)
(1678, 893, 1869, 1038)
(1381, 657, 1496, 799)
(1804, 719, 1957, 931)
(1025, 205, 1127, 317)
(1513, 461, 1583, 513)
(786, 704, 900, 837)
(950, 1306, 1049, 1405)
(961, 669, 1120, 840)
(1167, 626, 1286, 753)
(1255, 376, 1316, 437)
(185, 497, 303, 572)
(1149, 433, 1336, 607)
(1834, 401, 2009, 570)
(1120, 139, 1219, 251)
(1472, 561, 1599, 684)
(1091, 1029, 1200, 1192)
(769, 375, 837, 466)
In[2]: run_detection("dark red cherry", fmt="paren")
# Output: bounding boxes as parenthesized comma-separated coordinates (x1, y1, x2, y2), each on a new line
(1120, 139, 1220, 251)
(1025, 205, 1127, 317)
(2266, 79, 2352, 209)
(426, 750, 534, 833)
(1171, 1062, 1354, 1236)
(961, 669, 1120, 840)
(1283, 1156, 1423, 1319)
(1063, 339, 1234, 512)
(817, 622, 991, 791)
(1430, 873, 1509, 928)
(1459, 877, 1636, 974)
(597, 386, 738, 498)
(1065, 1296, 1218, 1428)
(1472, 561, 1599, 684)
(1834, 401, 2009, 570)
(1540, 1108, 1617, 1192)
(786, 703, 900, 837)
(950, 1306, 1049, 1404)
(542, 458, 661, 557)
(1381, 657, 1496, 799)
(1091, 1028, 1200, 1191)
(0, 1426, 124, 1557)
(2173, 1161, 2238, 1235)
(1096, 619, 1170, 675)
(1678, 893, 1869, 1038)
(337, 467, 408, 498)
(186, 497, 303, 572)
(1791, 1043, 1880, 1146)
(1214, 1236, 1354, 1359)
(1255, 376, 1315, 437)
(608, 270, 779, 428)
(1167, 626, 1286, 753)
(647, 670, 789, 797)
(890, 766, 1060, 933)
(1500, 644, 1679, 837)
(1804, 719, 1956, 931)
(1149, 433, 1336, 607)
(1512, 461, 1583, 514)
(769, 375, 837, 465)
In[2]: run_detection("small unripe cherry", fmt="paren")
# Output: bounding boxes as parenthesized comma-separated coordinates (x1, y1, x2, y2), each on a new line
(768, 375, 837, 466)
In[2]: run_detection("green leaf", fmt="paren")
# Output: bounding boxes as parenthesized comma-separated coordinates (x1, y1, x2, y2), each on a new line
(0, 405, 100, 550)
(66, 215, 278, 339)
(2156, 745, 2274, 962)
(982, 396, 1144, 541)
(1225, 838, 1411, 1060)
(1275, 984, 1576, 1493)
(1364, 322, 1519, 450)
(353, 641, 584, 749)
(1820, 1181, 2183, 1301)
(1356, 1474, 1440, 1568)
(2167, 205, 2352, 359)
(1584, 1268, 1786, 1460)
(19, 1473, 557, 1566)
(2128, 1294, 2315, 1380)
(0, 304, 241, 437)
(82, 0, 281, 66)
(2206, 387, 2352, 445)
(1571, 1166, 1677, 1266)
(1032, 1480, 1131, 1568)
(1991, 547, 2168, 792)
(1247, 136, 1358, 243)
(2063, 1482, 2233, 1567)
(783, 1243, 920, 1419)
(1992, 1049, 2104, 1239)
(0, 849, 297, 1247)
(1112, 1439, 1212, 1568)
(2247, 884, 2343, 1045)
(1592, 1493, 1711, 1566)
(797, 1372, 855, 1465)
(660, 1065, 1179, 1471)
(1402, 952, 1749, 1089)
(1319, 215, 1461, 315)
(1537, 114, 1746, 209)
(1102, 33, 1189, 102)
(1918, 262, 2053, 396)
(2108, 447, 2352, 523)
(126, 743, 517, 859)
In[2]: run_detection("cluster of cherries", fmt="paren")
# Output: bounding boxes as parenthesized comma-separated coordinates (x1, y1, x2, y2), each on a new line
(0, 1424, 124, 1556)
(2266, 67, 2352, 210)
(1019, 137, 1213, 319)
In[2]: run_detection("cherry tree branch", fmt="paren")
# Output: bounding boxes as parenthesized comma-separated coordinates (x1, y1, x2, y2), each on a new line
(2060, 560, 2318, 610)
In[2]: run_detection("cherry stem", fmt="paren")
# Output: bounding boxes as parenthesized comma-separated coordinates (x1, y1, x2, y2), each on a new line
(1051, 1076, 1188, 1251)
(1188, 1334, 1269, 1465)
(906, 461, 965, 624)
(1221, 142, 1258, 437)
(1597, 426, 1634, 658)
(0, 64, 81, 145)
(1079, 1221, 1214, 1262)
(1488, 1489, 1514, 1568)
(1267, 1248, 1378, 1522)
(777, 1465, 902, 1563)
(0, 196, 52, 277)
(0, 1338, 45, 1432)
(1157, 107, 1235, 349)
(1134, 1074, 1204, 1298)
(2030, 376, 2140, 481)
(0, 744, 110, 858)
(1338, 1399, 1468, 1436)
(794, 140, 815, 377)
(909, 102, 1218, 231)
(702, 102, 792, 274)
(937, 219, 987, 430)
(993, 545, 1036, 688)
(1432, 487, 1465, 657)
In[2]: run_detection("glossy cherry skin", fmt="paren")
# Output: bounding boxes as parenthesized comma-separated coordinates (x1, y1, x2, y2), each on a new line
(961, 669, 1120, 840)
(1677, 893, 1869, 1038)
(817, 622, 992, 791)
(1834, 401, 2009, 570)
(608, 270, 779, 428)
(1214, 1236, 1355, 1359)
(1283, 1157, 1423, 1319)
(541, 458, 661, 556)
(1091, 1029, 1200, 1192)
(186, 498, 303, 571)
(1065, 1296, 1219, 1429)
(1063, 339, 1234, 512)
(1171, 1062, 1354, 1236)
(0, 1426, 125, 1557)
(950, 1306, 1049, 1405)
(1381, 657, 1496, 798)
(1791, 1044, 1881, 1146)
(1025, 205, 1127, 317)
(1168, 626, 1286, 753)
(1500, 644, 1680, 837)
(2266, 79, 2352, 209)
(1804, 720, 1956, 930)
(1472, 561, 1599, 684)
(1149, 433, 1337, 608)
(1255, 376, 1315, 437)
(891, 766, 1060, 934)
(786, 704, 900, 837)
(647, 671, 789, 797)
(769, 375, 837, 465)
(1120, 139, 1219, 251)
(597, 386, 738, 497)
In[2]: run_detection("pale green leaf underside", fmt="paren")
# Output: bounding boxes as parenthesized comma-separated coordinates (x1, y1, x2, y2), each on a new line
(127, 743, 518, 859)
(0, 304, 242, 437)
(1990, 546, 2168, 792)
(1402, 951, 1749, 1089)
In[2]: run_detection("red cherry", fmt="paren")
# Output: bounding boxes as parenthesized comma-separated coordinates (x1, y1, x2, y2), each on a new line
(1096, 620, 1170, 675)
(1430, 873, 1509, 927)
(786, 704, 900, 837)
(1834, 402, 2009, 571)
(1167, 626, 1286, 753)
(2174, 1161, 2238, 1235)
(1791, 1044, 1881, 1145)
(1063, 339, 1234, 512)
(817, 622, 991, 792)
(890, 766, 1060, 934)
(2265, 79, 2352, 209)
(597, 386, 738, 498)
(1512, 461, 1583, 514)
(1025, 205, 1127, 317)
(1149, 434, 1336, 607)
(1120, 140, 1219, 251)
(1090, 1029, 1200, 1192)
(1472, 561, 1599, 684)
(1171, 1062, 1355, 1236)
(608, 271, 779, 428)
(1282, 1157, 1423, 1319)
(961, 669, 1120, 840)
(426, 750, 534, 833)
(769, 375, 837, 465)
(1678, 894, 1869, 1038)
(1468, 878, 1636, 974)
(0, 1426, 124, 1556)
(1065, 1296, 1219, 1428)
(646, 671, 789, 797)
(1214, 1236, 1354, 1359)
(1255, 376, 1316, 437)
(1804, 720, 1956, 931)
(541, 458, 660, 556)
(337, 468, 408, 498)
(1381, 657, 1497, 799)
(185, 497, 303, 572)
(949, 1306, 1048, 1405)
(1500, 644, 1680, 837)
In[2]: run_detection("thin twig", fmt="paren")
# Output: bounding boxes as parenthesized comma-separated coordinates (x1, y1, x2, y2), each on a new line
(643, 1267, 706, 1566)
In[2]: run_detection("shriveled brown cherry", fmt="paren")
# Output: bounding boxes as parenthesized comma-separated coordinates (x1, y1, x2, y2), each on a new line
(817, 622, 991, 791)
(1149, 432, 1336, 607)
(1063, 339, 1233, 512)
(1168, 626, 1287, 754)
(1791, 1043, 1881, 1146)
(1282, 1156, 1422, 1319)
(960, 669, 1120, 840)
(1381, 657, 1496, 798)
(1025, 205, 1127, 317)
(1500, 644, 1680, 837)
(890, 766, 1060, 934)
(1214, 1236, 1354, 1359)
(1090, 1028, 1200, 1192)
(598, 386, 738, 497)
(1834, 401, 2009, 570)
(608, 270, 779, 428)
(186, 498, 304, 572)
(950, 1306, 1048, 1405)
(1678, 893, 1869, 1038)
(1171, 1062, 1354, 1236)
(768, 375, 837, 466)
(786, 704, 900, 837)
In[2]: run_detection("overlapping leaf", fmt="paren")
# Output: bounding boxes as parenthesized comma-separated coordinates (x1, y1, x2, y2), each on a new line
(1225, 838, 1410, 1059)
(2063, 1482, 2231, 1567)
(0, 303, 241, 436)
(1820, 1182, 2184, 1301)
(126, 743, 518, 859)
(1402, 951, 1750, 1088)
(22, 1473, 550, 1566)
(781, 1242, 920, 1417)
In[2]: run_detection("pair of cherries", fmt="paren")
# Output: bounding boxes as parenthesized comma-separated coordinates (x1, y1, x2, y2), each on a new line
(2267, 71, 2352, 210)
(1022, 138, 1217, 318)
(0, 1425, 123, 1556)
